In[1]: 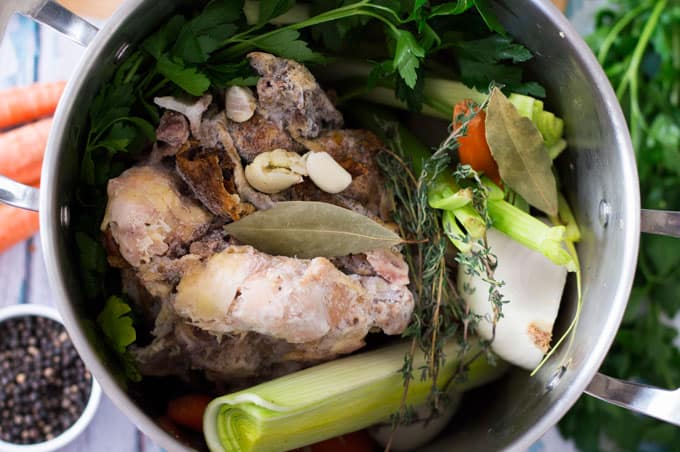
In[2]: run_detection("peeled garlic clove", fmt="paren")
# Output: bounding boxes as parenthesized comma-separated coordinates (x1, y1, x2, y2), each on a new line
(269, 149, 307, 176)
(305, 152, 352, 194)
(226, 86, 257, 123)
(244, 149, 306, 194)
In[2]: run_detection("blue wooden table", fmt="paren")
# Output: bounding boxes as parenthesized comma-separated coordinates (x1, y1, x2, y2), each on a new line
(0, 2, 617, 451)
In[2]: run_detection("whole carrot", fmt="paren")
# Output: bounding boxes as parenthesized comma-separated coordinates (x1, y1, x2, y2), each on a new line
(0, 204, 39, 254)
(0, 118, 52, 185)
(0, 81, 66, 129)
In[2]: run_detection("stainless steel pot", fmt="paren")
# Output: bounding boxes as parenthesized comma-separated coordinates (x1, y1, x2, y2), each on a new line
(1, 0, 679, 450)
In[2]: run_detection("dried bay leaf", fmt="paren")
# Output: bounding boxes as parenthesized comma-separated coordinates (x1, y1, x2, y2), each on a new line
(224, 201, 403, 258)
(485, 87, 558, 216)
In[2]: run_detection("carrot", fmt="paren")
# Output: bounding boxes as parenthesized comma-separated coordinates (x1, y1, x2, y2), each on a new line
(0, 204, 40, 254)
(453, 100, 501, 185)
(0, 118, 52, 185)
(0, 81, 66, 129)
(167, 394, 212, 432)
(294, 431, 377, 452)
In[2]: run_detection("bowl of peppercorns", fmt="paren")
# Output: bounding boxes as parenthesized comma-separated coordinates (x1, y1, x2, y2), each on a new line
(0, 304, 101, 451)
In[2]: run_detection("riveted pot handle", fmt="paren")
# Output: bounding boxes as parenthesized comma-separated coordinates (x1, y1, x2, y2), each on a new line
(640, 209, 680, 237)
(583, 208, 680, 427)
(0, 0, 98, 47)
(0, 175, 40, 211)
(586, 373, 680, 426)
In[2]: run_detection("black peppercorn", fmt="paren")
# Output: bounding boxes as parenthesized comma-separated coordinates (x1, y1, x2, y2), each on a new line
(0, 315, 92, 445)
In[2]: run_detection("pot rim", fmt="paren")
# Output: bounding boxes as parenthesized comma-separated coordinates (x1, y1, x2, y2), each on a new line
(38, 1, 641, 451)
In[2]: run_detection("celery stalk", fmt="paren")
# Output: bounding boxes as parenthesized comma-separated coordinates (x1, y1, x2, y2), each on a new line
(443, 210, 472, 253)
(487, 200, 576, 270)
(453, 205, 487, 239)
(547, 139, 567, 160)
(550, 193, 581, 242)
(428, 178, 472, 210)
(203, 341, 508, 452)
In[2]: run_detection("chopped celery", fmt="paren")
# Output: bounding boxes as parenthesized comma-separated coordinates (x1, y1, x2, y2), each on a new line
(487, 200, 576, 270)
(551, 193, 581, 242)
(508, 93, 565, 146)
(482, 177, 505, 201)
(547, 139, 567, 160)
(453, 205, 487, 239)
(429, 178, 473, 210)
(203, 341, 508, 452)
(443, 210, 472, 253)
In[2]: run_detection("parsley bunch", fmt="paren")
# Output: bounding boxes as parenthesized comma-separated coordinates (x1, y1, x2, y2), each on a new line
(559, 1, 680, 450)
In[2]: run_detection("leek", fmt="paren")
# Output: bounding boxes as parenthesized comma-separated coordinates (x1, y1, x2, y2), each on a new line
(203, 341, 508, 452)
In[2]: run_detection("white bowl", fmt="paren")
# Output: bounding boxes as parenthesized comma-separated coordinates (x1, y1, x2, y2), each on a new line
(0, 304, 102, 452)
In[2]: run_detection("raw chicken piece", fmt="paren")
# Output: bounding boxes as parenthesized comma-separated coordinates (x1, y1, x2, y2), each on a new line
(173, 245, 414, 355)
(101, 165, 212, 267)
(248, 52, 344, 138)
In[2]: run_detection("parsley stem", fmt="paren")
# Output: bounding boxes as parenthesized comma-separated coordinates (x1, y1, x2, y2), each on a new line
(616, 0, 666, 152)
(597, 2, 651, 64)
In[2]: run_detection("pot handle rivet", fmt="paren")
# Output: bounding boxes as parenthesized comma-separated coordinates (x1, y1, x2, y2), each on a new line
(598, 199, 610, 228)
(114, 42, 132, 63)
(545, 365, 567, 392)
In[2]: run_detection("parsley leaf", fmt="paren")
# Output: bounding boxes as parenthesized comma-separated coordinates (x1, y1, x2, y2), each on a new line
(254, 29, 324, 62)
(156, 54, 211, 95)
(258, 0, 296, 26)
(429, 0, 476, 18)
(97, 296, 141, 382)
(141, 14, 186, 60)
(457, 35, 533, 64)
(392, 29, 426, 89)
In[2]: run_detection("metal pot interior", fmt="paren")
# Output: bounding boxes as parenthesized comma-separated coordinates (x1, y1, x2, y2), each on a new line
(40, 0, 640, 450)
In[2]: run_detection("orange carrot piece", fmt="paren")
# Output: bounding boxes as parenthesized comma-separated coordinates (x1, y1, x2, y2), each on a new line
(453, 100, 501, 185)
(167, 394, 212, 433)
(0, 204, 39, 254)
(0, 81, 66, 129)
(0, 118, 52, 185)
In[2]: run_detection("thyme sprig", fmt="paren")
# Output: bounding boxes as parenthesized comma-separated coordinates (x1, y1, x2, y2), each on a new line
(376, 93, 508, 444)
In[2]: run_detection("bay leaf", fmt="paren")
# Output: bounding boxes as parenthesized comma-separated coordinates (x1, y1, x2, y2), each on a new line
(224, 201, 403, 258)
(485, 87, 558, 216)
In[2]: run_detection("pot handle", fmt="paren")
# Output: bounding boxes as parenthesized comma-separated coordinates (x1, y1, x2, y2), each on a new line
(584, 209, 680, 426)
(0, 0, 98, 47)
(0, 1, 98, 212)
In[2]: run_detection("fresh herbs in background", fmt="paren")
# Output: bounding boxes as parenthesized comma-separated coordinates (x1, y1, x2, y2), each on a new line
(559, 1, 680, 450)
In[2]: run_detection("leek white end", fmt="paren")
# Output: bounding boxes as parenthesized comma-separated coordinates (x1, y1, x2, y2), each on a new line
(203, 341, 508, 452)
(458, 228, 568, 370)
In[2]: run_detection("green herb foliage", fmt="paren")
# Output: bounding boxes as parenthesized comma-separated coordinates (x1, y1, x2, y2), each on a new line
(559, 1, 680, 450)
(97, 297, 141, 382)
